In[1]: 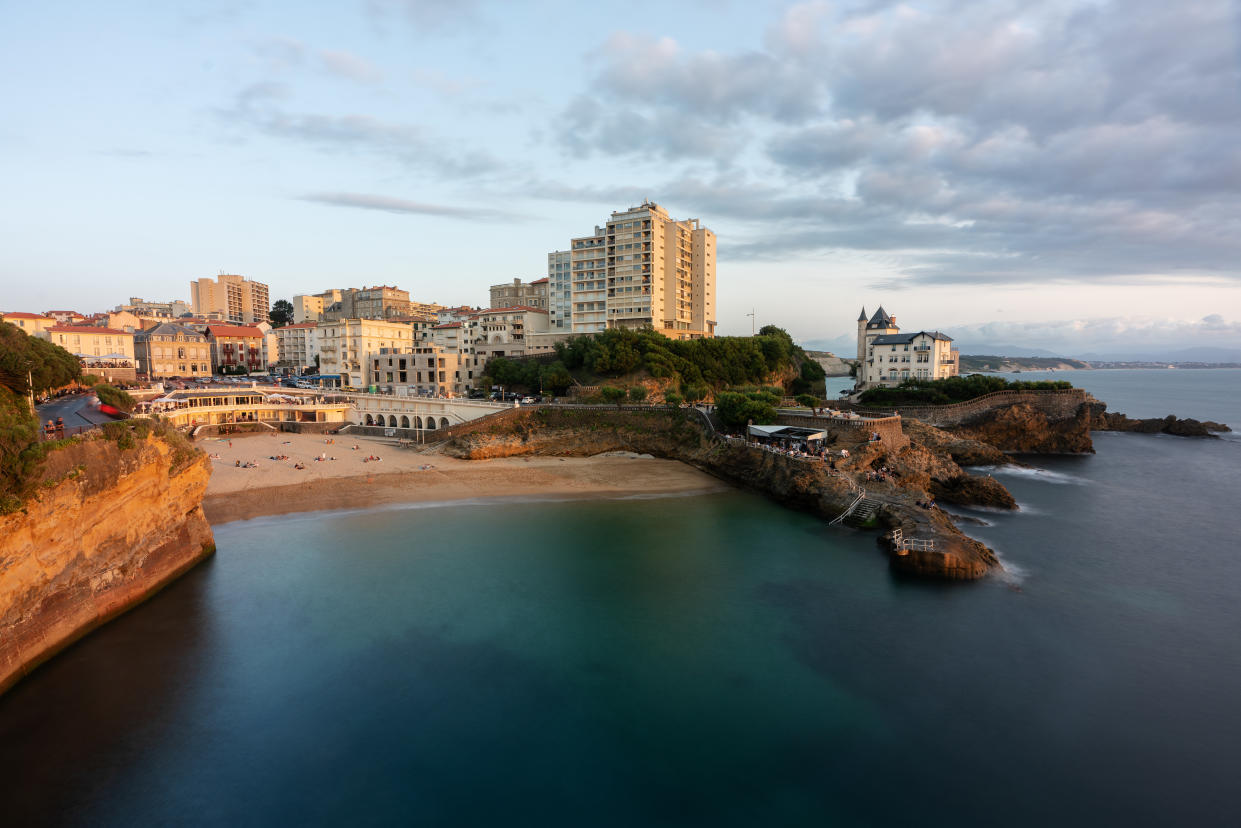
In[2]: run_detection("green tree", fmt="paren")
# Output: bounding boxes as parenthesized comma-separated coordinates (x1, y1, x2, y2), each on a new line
(0, 321, 82, 396)
(627, 386, 648, 403)
(663, 392, 683, 408)
(600, 386, 626, 407)
(0, 386, 41, 502)
(715, 391, 777, 428)
(795, 394, 819, 409)
(269, 299, 295, 328)
(540, 362, 573, 396)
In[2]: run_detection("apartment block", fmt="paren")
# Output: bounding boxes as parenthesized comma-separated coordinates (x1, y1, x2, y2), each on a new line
(489, 278, 549, 311)
(547, 250, 572, 331)
(317, 318, 415, 389)
(469, 306, 550, 363)
(205, 325, 266, 374)
(371, 345, 473, 398)
(190, 274, 270, 325)
(320, 286, 439, 321)
(274, 322, 320, 373)
(560, 201, 716, 339)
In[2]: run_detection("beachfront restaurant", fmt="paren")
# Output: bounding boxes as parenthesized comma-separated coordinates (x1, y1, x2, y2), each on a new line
(137, 390, 350, 432)
(746, 424, 828, 452)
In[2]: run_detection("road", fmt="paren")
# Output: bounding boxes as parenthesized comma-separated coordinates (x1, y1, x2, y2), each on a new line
(35, 392, 110, 437)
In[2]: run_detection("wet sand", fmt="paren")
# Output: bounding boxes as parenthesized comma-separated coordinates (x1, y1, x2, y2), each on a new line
(201, 431, 727, 524)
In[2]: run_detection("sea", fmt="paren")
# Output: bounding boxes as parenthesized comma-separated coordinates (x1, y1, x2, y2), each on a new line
(2, 370, 1239, 827)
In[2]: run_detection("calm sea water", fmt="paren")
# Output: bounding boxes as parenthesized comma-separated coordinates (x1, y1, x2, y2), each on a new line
(2, 373, 1239, 826)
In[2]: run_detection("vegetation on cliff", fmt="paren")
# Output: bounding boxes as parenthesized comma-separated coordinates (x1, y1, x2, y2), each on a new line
(858, 374, 1074, 406)
(482, 325, 825, 398)
(94, 383, 135, 412)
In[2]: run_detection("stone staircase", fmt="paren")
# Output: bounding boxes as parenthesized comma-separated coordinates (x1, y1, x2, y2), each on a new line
(843, 496, 882, 527)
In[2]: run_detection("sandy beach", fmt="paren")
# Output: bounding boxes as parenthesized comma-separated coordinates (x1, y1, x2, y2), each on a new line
(201, 431, 728, 524)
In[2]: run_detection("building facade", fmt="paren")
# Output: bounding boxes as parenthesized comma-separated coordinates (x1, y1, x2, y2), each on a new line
(1, 312, 55, 335)
(547, 250, 573, 332)
(317, 318, 415, 389)
(115, 298, 190, 319)
(855, 307, 960, 390)
(469, 306, 550, 362)
(560, 201, 716, 339)
(190, 275, 270, 325)
(41, 325, 137, 383)
(371, 345, 474, 398)
(489, 278, 549, 311)
(135, 323, 212, 379)
(205, 324, 266, 374)
(275, 322, 321, 373)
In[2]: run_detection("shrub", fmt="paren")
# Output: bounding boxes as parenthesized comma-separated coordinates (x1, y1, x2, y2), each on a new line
(95, 384, 135, 413)
(715, 391, 777, 428)
(857, 375, 1075, 406)
(664, 392, 683, 408)
(795, 394, 820, 409)
(600, 386, 626, 407)
(627, 386, 648, 403)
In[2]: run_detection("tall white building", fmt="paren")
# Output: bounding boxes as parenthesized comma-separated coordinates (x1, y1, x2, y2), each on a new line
(190, 274, 270, 325)
(560, 201, 716, 339)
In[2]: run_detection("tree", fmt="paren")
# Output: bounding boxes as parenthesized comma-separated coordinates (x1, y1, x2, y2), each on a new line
(663, 392, 683, 408)
(627, 386, 648, 403)
(95, 384, 136, 413)
(600, 386, 626, 407)
(715, 390, 777, 428)
(540, 362, 573, 396)
(0, 321, 81, 396)
(269, 299, 295, 328)
(796, 394, 819, 409)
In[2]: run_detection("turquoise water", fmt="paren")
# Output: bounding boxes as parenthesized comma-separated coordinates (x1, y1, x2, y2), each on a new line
(2, 375, 1240, 826)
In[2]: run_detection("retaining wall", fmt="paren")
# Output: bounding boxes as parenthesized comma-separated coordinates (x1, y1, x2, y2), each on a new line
(842, 389, 1090, 427)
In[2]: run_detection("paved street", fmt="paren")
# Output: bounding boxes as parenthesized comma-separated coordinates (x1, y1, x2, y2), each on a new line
(35, 392, 108, 436)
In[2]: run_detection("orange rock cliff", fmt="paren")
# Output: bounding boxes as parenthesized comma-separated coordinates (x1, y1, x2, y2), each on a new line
(0, 436, 215, 696)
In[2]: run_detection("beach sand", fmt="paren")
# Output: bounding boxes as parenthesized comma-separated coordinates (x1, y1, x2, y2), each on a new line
(201, 431, 728, 524)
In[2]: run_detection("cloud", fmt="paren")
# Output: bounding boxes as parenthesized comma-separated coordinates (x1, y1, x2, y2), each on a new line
(222, 84, 502, 178)
(319, 50, 383, 84)
(546, 0, 1241, 288)
(298, 192, 526, 221)
(366, 0, 486, 32)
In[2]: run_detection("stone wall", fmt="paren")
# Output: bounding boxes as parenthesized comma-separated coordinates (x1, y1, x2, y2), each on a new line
(0, 436, 215, 696)
(841, 389, 1090, 427)
(775, 412, 910, 449)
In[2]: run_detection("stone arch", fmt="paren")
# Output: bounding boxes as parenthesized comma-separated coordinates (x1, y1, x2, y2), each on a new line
(440, 417, 450, 430)
(388, 415, 398, 427)
(426, 418, 437, 431)
(413, 416, 423, 430)
(400, 415, 410, 428)
(365, 414, 374, 425)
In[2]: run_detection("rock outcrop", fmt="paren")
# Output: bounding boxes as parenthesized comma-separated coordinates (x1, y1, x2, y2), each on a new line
(0, 435, 214, 696)
(1091, 411, 1231, 438)
(949, 400, 1098, 453)
(443, 407, 1006, 581)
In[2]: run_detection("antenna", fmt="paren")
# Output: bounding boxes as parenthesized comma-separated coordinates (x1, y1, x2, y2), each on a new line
(746, 308, 755, 336)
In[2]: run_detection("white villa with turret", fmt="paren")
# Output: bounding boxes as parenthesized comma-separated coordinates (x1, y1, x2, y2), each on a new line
(855, 307, 959, 391)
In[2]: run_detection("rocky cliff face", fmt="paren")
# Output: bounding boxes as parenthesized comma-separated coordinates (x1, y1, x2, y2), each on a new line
(0, 436, 214, 696)
(949, 401, 1098, 453)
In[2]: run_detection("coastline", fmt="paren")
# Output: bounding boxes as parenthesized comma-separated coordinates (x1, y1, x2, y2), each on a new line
(202, 432, 728, 524)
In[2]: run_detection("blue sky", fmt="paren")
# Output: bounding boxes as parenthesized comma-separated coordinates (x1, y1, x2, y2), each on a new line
(2, 0, 1239, 356)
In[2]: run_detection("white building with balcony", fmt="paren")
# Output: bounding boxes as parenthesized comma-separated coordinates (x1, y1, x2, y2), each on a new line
(855, 307, 959, 390)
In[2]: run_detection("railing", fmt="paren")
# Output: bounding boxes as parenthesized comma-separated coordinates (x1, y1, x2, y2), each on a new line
(890, 528, 935, 553)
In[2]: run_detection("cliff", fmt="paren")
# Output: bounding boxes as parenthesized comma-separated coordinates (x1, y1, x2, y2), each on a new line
(948, 399, 1099, 453)
(442, 407, 1004, 581)
(0, 434, 214, 696)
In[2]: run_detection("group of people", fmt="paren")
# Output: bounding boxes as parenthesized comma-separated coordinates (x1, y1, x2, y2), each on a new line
(866, 467, 895, 483)
(915, 498, 938, 510)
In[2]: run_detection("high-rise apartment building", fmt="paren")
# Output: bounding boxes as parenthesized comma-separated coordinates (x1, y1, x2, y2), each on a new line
(547, 250, 572, 331)
(190, 274, 270, 325)
(560, 202, 716, 339)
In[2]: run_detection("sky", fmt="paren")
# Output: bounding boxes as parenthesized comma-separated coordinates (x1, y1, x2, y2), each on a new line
(2, 0, 1240, 357)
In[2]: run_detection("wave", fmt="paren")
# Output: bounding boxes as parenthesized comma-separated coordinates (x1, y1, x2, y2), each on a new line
(973, 464, 1087, 485)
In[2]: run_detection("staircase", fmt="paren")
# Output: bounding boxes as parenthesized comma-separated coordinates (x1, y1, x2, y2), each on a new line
(842, 496, 882, 527)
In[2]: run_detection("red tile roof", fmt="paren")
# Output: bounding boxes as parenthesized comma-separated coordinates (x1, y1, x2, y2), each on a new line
(47, 325, 131, 335)
(432, 322, 462, 329)
(529, 277, 549, 284)
(280, 322, 318, 329)
(2, 312, 49, 319)
(205, 324, 264, 338)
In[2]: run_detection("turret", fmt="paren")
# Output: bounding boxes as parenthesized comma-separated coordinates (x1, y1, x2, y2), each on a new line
(857, 307, 867, 364)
